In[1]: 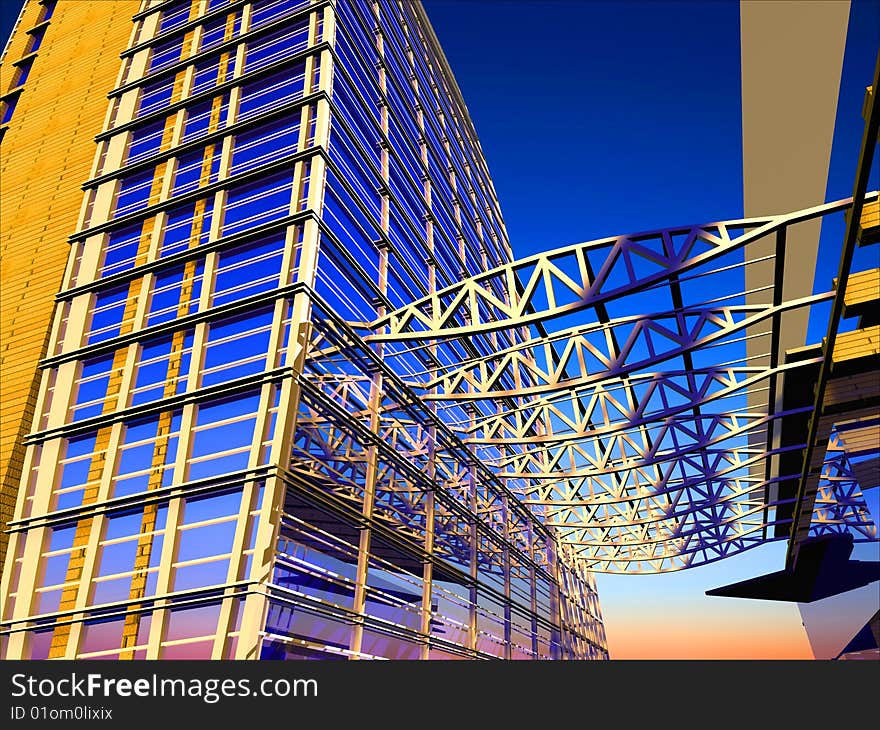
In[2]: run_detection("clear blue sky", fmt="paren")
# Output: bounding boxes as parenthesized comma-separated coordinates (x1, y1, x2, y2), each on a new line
(423, 0, 879, 658)
(0, 1, 22, 53)
(426, 0, 746, 250)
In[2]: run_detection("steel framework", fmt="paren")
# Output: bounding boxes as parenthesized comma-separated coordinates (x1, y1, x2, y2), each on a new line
(0, 0, 875, 663)
(355, 195, 880, 574)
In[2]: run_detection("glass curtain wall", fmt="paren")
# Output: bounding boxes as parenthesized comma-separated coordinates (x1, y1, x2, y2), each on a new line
(0, 0, 607, 661)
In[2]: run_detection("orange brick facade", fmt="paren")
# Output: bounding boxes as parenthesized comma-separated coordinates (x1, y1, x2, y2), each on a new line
(0, 0, 140, 569)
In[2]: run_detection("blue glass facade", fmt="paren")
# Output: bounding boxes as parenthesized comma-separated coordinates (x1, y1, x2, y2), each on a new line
(1, 0, 607, 660)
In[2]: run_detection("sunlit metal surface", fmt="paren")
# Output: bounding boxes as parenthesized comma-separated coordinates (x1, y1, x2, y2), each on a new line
(351, 196, 880, 573)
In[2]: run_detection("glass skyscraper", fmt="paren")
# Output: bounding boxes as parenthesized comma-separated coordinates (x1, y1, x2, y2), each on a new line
(1, 0, 608, 660)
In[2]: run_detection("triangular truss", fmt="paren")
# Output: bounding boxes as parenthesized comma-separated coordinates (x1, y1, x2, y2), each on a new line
(305, 196, 880, 574)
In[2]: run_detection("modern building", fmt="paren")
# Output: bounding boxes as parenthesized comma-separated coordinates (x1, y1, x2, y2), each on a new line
(1, 0, 877, 663)
(0, 0, 607, 660)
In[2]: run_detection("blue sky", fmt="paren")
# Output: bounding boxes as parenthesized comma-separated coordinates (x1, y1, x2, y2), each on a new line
(424, 0, 879, 658)
(0, 2, 21, 53)
(425, 0, 745, 250)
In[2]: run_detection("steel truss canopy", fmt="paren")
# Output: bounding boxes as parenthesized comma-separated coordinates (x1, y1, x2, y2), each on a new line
(346, 195, 880, 574)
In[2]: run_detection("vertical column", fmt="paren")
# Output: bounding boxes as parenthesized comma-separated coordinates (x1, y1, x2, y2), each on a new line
(234, 1, 335, 659)
(419, 445, 436, 659)
(347, 0, 391, 660)
(528, 522, 539, 659)
(406, 6, 440, 661)
(501, 493, 512, 659)
(467, 461, 479, 655)
(546, 530, 562, 660)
